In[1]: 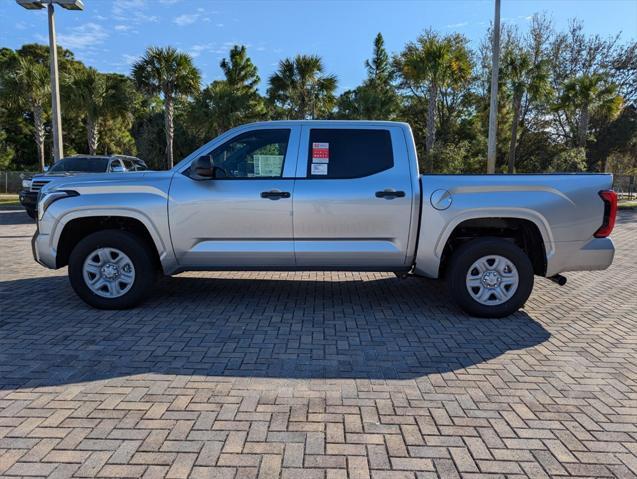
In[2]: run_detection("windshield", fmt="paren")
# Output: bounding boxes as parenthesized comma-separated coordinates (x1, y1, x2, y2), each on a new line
(49, 157, 110, 173)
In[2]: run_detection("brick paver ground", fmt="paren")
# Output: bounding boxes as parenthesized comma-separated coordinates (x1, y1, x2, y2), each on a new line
(0, 209, 635, 478)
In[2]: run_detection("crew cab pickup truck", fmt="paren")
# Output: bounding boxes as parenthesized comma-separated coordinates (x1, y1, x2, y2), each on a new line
(32, 121, 617, 317)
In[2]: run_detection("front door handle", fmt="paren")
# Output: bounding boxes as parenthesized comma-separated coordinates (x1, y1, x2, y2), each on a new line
(261, 190, 291, 200)
(375, 190, 405, 199)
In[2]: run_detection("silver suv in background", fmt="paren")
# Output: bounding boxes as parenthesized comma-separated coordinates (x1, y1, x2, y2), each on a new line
(19, 155, 148, 218)
(31, 121, 617, 317)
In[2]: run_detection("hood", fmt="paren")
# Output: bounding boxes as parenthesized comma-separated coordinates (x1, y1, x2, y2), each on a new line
(40, 170, 173, 195)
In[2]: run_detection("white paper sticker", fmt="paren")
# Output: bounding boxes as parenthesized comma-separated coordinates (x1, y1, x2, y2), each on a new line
(311, 163, 328, 175)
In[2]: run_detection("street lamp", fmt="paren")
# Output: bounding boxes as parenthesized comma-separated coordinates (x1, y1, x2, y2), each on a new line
(16, 0, 84, 164)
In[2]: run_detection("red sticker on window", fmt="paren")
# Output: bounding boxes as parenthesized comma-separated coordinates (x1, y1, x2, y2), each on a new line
(312, 142, 329, 162)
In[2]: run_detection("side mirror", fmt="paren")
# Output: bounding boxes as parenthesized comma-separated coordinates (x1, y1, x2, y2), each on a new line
(111, 164, 124, 173)
(190, 155, 215, 180)
(43, 165, 50, 172)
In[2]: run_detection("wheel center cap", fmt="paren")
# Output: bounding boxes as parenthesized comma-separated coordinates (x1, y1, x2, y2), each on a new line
(101, 263, 119, 280)
(482, 271, 500, 288)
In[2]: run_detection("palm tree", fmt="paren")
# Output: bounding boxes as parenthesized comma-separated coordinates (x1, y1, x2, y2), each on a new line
(557, 74, 621, 148)
(0, 56, 50, 171)
(65, 68, 132, 155)
(132, 47, 200, 168)
(397, 32, 472, 172)
(501, 47, 550, 173)
(267, 55, 337, 119)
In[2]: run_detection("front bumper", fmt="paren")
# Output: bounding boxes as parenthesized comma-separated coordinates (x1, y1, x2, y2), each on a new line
(31, 230, 57, 269)
(19, 189, 37, 211)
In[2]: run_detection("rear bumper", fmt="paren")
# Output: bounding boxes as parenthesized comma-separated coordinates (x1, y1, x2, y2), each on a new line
(546, 237, 615, 276)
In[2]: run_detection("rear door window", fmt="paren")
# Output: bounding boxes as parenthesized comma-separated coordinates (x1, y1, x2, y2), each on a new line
(307, 129, 394, 179)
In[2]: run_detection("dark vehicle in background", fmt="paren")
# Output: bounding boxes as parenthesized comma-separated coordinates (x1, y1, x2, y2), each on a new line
(19, 155, 148, 219)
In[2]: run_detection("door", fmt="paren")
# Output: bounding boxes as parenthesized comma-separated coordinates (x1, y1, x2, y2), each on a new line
(293, 126, 414, 269)
(169, 127, 299, 268)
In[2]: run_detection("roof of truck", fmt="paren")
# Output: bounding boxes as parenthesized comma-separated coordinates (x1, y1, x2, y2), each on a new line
(242, 120, 410, 128)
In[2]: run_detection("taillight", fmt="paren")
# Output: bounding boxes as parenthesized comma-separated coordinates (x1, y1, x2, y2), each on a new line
(594, 190, 617, 238)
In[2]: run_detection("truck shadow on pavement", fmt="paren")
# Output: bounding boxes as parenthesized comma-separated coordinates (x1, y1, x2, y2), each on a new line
(0, 274, 550, 390)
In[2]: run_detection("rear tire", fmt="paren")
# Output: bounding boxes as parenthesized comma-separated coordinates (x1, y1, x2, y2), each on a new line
(446, 237, 534, 318)
(68, 229, 156, 309)
(26, 208, 36, 219)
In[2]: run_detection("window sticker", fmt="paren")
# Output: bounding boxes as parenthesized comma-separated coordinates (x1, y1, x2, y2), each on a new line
(311, 163, 328, 175)
(312, 142, 329, 163)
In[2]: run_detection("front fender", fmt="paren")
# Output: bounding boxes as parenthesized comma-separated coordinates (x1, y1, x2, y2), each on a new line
(39, 189, 178, 274)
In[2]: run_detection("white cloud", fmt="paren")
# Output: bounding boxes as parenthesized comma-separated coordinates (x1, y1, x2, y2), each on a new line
(446, 22, 469, 28)
(174, 13, 200, 26)
(188, 42, 240, 59)
(122, 53, 139, 65)
(112, 0, 158, 24)
(57, 23, 108, 50)
(114, 24, 132, 31)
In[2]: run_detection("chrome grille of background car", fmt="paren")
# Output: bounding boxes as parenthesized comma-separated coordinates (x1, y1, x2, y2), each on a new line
(30, 180, 51, 192)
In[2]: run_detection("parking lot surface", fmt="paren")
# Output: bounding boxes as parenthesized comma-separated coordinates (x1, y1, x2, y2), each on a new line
(0, 209, 636, 478)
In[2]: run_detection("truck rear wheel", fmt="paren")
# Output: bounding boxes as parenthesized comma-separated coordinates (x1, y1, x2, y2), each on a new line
(446, 237, 533, 318)
(68, 230, 156, 309)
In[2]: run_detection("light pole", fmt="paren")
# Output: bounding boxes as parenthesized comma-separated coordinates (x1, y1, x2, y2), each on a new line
(486, 0, 501, 174)
(16, 0, 84, 164)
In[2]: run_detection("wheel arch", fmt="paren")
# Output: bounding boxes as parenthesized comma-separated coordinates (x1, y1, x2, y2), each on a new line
(54, 211, 171, 272)
(437, 215, 549, 278)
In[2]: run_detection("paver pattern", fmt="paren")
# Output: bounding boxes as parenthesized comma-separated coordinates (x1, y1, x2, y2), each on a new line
(0, 209, 636, 478)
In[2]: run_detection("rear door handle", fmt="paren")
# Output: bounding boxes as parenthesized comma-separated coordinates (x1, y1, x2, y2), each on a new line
(261, 190, 291, 200)
(375, 190, 405, 199)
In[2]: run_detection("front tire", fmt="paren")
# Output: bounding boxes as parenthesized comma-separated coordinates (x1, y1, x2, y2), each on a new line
(446, 237, 534, 318)
(26, 208, 36, 219)
(68, 230, 156, 309)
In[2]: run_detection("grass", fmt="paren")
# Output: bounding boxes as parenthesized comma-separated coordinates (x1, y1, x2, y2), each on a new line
(619, 199, 637, 210)
(0, 194, 20, 208)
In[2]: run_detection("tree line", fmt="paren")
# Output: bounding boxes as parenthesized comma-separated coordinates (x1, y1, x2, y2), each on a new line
(1, 14, 636, 174)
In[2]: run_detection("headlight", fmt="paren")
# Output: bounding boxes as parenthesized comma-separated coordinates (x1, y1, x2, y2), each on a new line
(22, 179, 32, 189)
(37, 190, 78, 221)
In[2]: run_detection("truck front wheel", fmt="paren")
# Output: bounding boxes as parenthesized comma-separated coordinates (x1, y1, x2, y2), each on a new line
(446, 237, 534, 318)
(68, 230, 156, 309)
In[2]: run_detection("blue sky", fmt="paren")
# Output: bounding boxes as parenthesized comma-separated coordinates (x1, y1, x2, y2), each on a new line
(1, 0, 636, 92)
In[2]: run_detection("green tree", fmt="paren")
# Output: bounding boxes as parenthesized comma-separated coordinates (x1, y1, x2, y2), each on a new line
(132, 46, 200, 168)
(200, 45, 265, 136)
(396, 31, 472, 172)
(65, 68, 133, 154)
(0, 56, 50, 171)
(336, 33, 399, 120)
(268, 54, 337, 119)
(501, 46, 550, 173)
(556, 73, 622, 148)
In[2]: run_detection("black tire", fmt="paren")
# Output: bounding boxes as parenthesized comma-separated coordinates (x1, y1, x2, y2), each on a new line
(446, 237, 534, 318)
(68, 229, 156, 309)
(26, 208, 36, 219)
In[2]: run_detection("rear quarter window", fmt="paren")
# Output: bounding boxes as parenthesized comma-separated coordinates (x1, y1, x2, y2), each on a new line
(307, 129, 394, 179)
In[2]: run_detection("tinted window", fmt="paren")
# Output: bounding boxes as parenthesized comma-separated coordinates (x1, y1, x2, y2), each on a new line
(109, 160, 124, 172)
(134, 161, 148, 171)
(49, 157, 109, 173)
(121, 159, 136, 171)
(307, 129, 393, 179)
(207, 129, 290, 178)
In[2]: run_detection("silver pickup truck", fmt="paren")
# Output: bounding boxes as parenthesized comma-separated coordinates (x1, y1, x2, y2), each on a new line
(32, 121, 617, 317)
